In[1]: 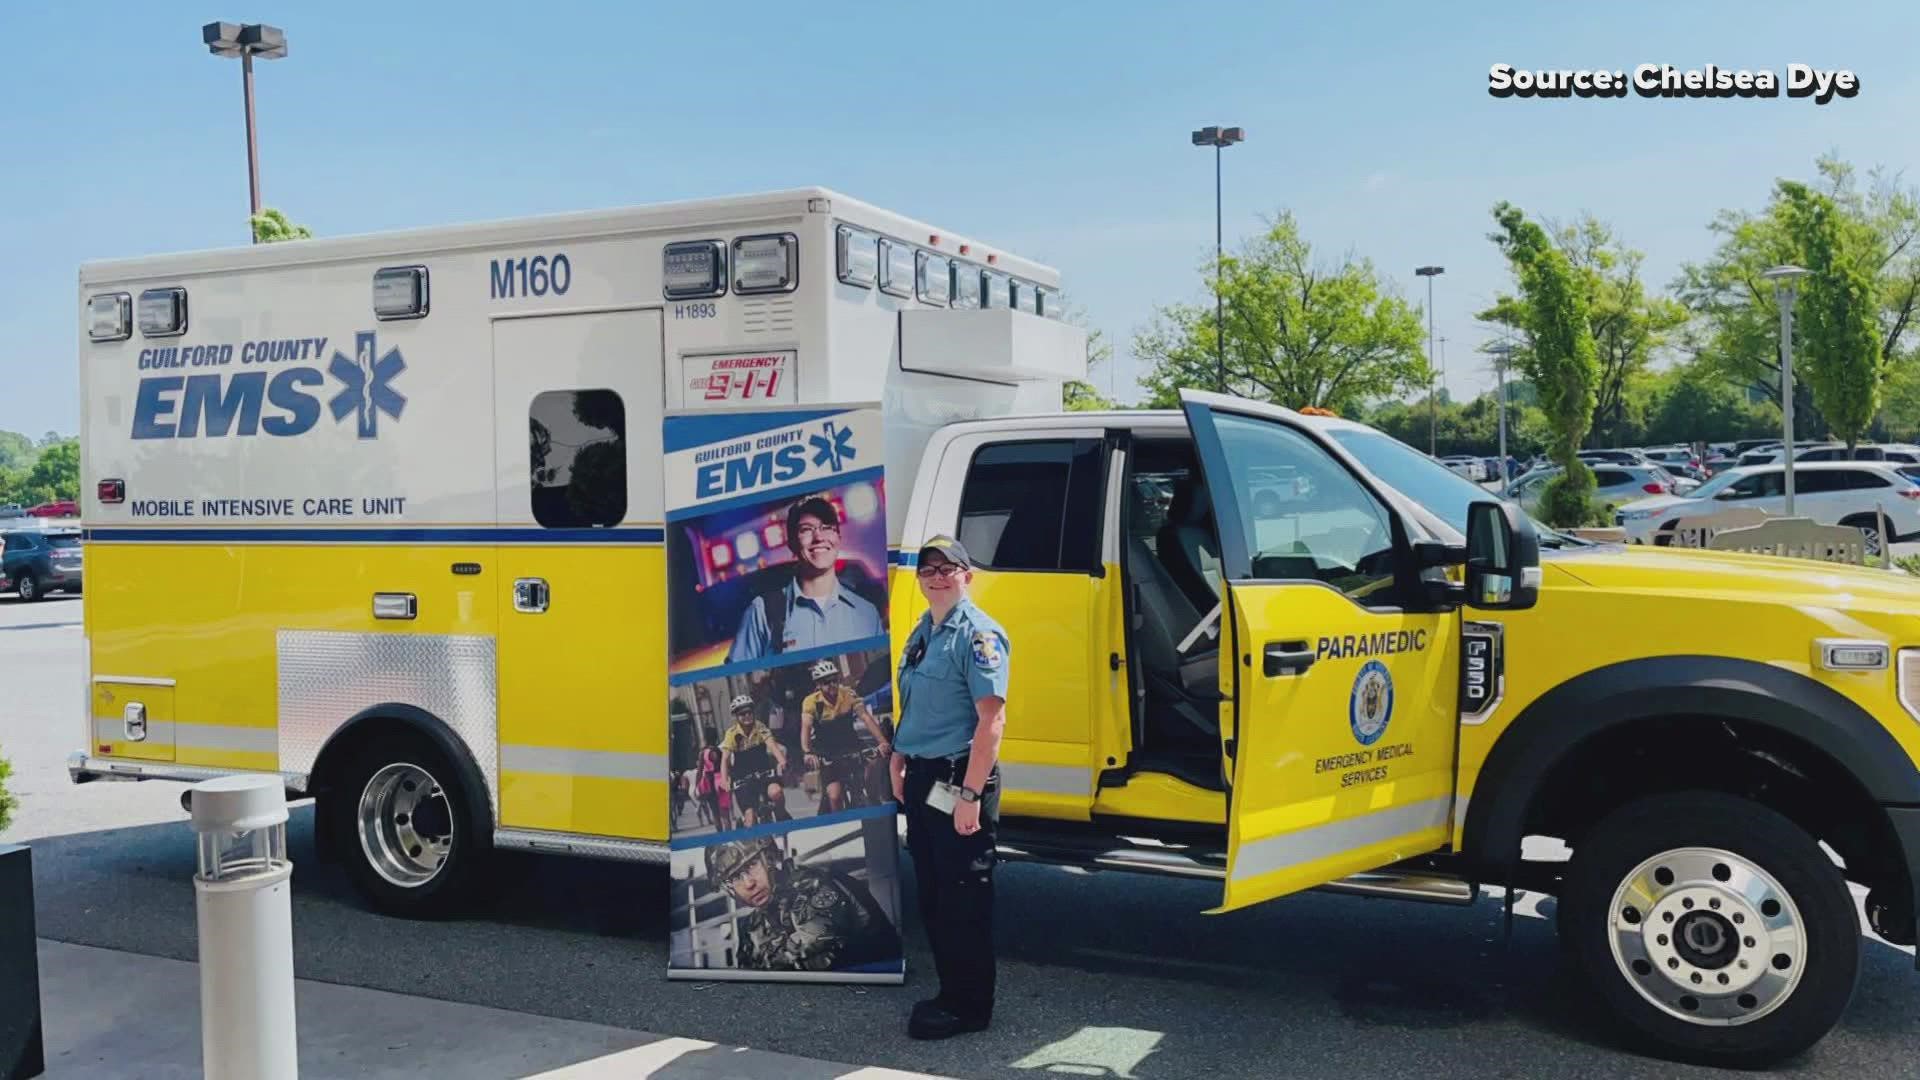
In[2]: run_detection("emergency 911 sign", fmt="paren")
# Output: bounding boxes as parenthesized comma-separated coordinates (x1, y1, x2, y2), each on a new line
(683, 351, 796, 407)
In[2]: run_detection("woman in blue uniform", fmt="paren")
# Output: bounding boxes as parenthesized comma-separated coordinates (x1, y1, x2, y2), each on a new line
(889, 535, 1010, 1040)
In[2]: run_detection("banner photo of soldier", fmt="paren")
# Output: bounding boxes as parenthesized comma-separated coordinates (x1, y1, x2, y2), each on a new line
(664, 404, 903, 985)
(669, 816, 905, 982)
(667, 647, 894, 839)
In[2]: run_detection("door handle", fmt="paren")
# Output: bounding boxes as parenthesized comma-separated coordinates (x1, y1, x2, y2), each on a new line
(1263, 641, 1315, 677)
(514, 577, 550, 614)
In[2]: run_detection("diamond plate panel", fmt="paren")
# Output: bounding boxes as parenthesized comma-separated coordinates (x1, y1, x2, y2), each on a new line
(277, 630, 498, 815)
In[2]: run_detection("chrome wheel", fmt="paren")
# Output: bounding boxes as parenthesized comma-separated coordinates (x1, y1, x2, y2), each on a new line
(356, 762, 454, 888)
(1607, 846, 1807, 1025)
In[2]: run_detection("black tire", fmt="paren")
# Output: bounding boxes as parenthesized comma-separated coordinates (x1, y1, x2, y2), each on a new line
(327, 728, 490, 919)
(1840, 514, 1884, 557)
(1557, 791, 1860, 1069)
(16, 573, 42, 602)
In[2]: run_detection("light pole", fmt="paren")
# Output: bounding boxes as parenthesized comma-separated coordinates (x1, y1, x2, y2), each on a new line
(1415, 266, 1445, 454)
(1192, 125, 1244, 394)
(203, 21, 288, 240)
(1762, 265, 1810, 515)
(1484, 341, 1518, 488)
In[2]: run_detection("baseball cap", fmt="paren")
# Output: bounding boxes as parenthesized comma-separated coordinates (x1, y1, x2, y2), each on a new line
(917, 535, 973, 569)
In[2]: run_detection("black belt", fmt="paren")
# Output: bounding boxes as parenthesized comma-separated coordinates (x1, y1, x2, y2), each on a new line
(905, 753, 991, 784)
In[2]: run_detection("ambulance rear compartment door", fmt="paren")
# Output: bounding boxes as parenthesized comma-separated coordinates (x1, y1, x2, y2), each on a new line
(491, 308, 670, 840)
(1180, 392, 1458, 913)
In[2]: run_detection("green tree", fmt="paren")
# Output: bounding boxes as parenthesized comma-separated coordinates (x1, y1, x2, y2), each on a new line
(1779, 181, 1884, 454)
(0, 431, 32, 473)
(0, 749, 14, 835)
(1488, 202, 1601, 526)
(250, 208, 313, 244)
(20, 440, 79, 504)
(1136, 213, 1428, 412)
(1675, 156, 1920, 420)
(1065, 328, 1117, 411)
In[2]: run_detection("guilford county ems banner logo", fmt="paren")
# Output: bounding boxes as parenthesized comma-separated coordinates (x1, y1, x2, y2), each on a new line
(1350, 660, 1394, 746)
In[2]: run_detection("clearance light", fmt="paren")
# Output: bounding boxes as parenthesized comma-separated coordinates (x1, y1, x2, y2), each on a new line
(735, 530, 762, 561)
(663, 240, 726, 299)
(138, 287, 188, 337)
(709, 542, 734, 570)
(763, 523, 785, 549)
(98, 479, 126, 504)
(879, 240, 914, 299)
(734, 234, 798, 294)
(917, 252, 953, 306)
(836, 226, 878, 288)
(1817, 639, 1889, 672)
(372, 266, 429, 320)
(88, 293, 132, 342)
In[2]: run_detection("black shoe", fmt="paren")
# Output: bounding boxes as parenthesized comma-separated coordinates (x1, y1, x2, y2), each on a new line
(908, 1003, 990, 1040)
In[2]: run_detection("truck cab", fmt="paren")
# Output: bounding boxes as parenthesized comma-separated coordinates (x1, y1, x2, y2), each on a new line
(901, 392, 1920, 1069)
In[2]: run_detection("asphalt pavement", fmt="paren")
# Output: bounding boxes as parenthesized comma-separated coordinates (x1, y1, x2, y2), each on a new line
(6, 595, 1920, 1078)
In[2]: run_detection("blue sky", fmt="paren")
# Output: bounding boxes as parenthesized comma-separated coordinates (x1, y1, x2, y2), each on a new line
(3, 2, 1914, 435)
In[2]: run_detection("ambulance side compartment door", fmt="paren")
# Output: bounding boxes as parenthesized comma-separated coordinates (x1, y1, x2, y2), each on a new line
(1180, 394, 1459, 912)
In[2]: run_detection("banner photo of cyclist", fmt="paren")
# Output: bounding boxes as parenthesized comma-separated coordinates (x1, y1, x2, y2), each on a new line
(667, 646, 894, 839)
(663, 403, 903, 984)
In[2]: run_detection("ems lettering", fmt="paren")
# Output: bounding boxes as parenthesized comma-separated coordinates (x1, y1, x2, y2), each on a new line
(694, 444, 810, 498)
(133, 368, 324, 439)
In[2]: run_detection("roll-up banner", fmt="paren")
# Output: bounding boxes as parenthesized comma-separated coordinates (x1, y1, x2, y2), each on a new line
(662, 403, 905, 983)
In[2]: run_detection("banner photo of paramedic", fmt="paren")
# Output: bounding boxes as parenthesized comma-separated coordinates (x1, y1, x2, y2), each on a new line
(667, 646, 894, 839)
(668, 815, 905, 981)
(662, 406, 889, 678)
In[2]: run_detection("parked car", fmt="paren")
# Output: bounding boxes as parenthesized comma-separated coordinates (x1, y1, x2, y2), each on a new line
(27, 499, 78, 518)
(1439, 455, 1487, 482)
(1501, 463, 1687, 514)
(1615, 461, 1920, 553)
(1576, 448, 1649, 466)
(0, 526, 83, 601)
(1642, 448, 1708, 482)
(0, 504, 24, 519)
(1792, 443, 1920, 464)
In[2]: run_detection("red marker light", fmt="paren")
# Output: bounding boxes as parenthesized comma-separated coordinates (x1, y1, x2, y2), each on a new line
(98, 478, 125, 504)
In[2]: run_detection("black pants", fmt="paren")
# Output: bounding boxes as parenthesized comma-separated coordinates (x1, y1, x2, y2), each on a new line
(903, 754, 999, 1023)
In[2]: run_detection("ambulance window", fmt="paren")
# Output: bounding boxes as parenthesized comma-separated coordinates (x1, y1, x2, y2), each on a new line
(1210, 414, 1398, 605)
(956, 439, 1104, 573)
(529, 389, 627, 528)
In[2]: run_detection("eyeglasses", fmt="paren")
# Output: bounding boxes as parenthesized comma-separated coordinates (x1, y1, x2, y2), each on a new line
(794, 523, 841, 541)
(915, 563, 964, 579)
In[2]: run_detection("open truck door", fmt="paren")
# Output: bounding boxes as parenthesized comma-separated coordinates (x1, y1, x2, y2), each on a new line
(1179, 390, 1536, 912)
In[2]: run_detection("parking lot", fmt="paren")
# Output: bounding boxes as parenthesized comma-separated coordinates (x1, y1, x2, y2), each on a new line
(5, 596, 1918, 1078)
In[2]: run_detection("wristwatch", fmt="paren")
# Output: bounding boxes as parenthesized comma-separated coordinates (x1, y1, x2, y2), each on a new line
(957, 785, 982, 804)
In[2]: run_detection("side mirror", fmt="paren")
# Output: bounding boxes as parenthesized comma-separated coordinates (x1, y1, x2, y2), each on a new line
(1465, 500, 1540, 611)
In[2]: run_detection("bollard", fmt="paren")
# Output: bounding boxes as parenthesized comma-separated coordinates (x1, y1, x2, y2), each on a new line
(185, 775, 298, 1080)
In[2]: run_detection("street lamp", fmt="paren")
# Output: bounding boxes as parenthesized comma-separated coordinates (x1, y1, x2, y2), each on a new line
(1192, 125, 1244, 394)
(1762, 264, 1810, 515)
(1415, 266, 1445, 454)
(203, 21, 288, 239)
(1484, 341, 1518, 488)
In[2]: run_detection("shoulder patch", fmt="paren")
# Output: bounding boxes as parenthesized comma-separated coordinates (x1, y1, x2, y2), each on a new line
(971, 631, 1003, 669)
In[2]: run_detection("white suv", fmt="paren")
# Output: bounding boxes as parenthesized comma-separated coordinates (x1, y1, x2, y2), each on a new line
(1615, 461, 1920, 553)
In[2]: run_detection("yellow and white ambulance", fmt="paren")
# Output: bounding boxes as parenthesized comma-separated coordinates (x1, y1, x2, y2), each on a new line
(73, 188, 1920, 1067)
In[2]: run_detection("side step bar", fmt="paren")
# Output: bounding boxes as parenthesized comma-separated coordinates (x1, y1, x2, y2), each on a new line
(996, 827, 1477, 905)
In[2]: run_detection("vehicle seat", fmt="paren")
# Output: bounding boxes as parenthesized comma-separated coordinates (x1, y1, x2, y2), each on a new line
(1126, 535, 1220, 742)
(1157, 483, 1221, 613)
